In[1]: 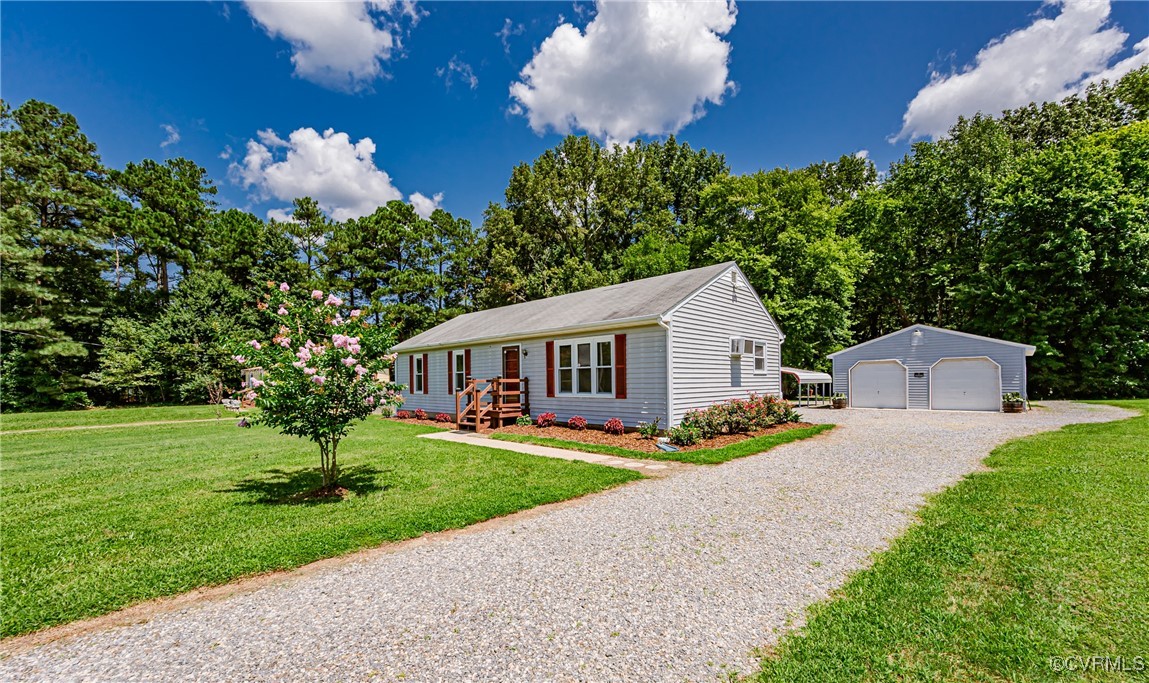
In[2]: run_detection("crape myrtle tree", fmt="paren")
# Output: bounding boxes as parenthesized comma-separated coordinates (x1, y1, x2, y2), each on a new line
(234, 282, 405, 494)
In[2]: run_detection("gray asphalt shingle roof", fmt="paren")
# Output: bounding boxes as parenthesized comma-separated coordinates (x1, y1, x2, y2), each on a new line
(392, 262, 735, 351)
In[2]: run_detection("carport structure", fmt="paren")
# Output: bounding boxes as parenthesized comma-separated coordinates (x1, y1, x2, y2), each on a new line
(781, 366, 833, 407)
(828, 325, 1035, 411)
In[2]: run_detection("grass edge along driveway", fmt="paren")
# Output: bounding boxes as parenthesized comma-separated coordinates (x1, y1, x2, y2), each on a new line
(1, 416, 642, 638)
(751, 400, 1149, 683)
(491, 423, 834, 465)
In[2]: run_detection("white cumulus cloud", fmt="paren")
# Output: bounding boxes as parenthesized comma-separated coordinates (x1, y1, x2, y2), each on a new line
(897, 0, 1149, 141)
(243, 1, 416, 92)
(231, 126, 412, 221)
(409, 191, 444, 219)
(509, 0, 737, 143)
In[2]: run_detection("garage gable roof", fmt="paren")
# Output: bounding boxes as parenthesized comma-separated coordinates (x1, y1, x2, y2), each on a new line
(393, 262, 737, 352)
(827, 324, 1036, 359)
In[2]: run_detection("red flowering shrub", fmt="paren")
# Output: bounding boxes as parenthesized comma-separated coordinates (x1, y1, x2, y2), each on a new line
(682, 393, 799, 437)
(395, 410, 411, 419)
(568, 415, 587, 430)
(603, 417, 625, 435)
(434, 412, 452, 423)
(536, 412, 557, 428)
(414, 408, 428, 420)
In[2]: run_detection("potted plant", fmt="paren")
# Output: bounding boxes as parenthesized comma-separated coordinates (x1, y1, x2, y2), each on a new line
(831, 393, 848, 409)
(1002, 392, 1025, 413)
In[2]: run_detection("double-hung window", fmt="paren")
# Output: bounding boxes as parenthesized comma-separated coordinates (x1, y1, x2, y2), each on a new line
(556, 336, 613, 395)
(454, 352, 466, 391)
(414, 356, 425, 393)
(754, 342, 767, 373)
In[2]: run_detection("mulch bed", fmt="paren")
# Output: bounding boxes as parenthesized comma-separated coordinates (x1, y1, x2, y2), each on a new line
(386, 416, 454, 429)
(491, 421, 815, 453)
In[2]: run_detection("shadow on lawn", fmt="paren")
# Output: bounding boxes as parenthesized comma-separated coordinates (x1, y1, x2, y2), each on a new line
(223, 464, 390, 505)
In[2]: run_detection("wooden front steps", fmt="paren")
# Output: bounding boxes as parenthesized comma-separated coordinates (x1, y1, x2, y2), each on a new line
(455, 377, 529, 433)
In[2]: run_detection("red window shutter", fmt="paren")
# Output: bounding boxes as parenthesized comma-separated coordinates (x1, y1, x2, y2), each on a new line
(464, 349, 472, 379)
(422, 353, 429, 394)
(545, 341, 555, 398)
(447, 351, 453, 394)
(614, 334, 627, 399)
(408, 355, 414, 392)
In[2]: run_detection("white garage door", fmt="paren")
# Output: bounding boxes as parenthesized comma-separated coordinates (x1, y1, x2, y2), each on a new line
(850, 361, 907, 409)
(932, 358, 1000, 411)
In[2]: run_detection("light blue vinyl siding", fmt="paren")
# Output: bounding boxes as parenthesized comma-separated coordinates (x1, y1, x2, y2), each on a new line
(396, 324, 668, 428)
(831, 326, 1030, 408)
(668, 268, 783, 424)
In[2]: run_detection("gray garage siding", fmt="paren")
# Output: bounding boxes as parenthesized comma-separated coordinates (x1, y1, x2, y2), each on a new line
(831, 326, 1029, 407)
(397, 323, 669, 427)
(669, 270, 783, 424)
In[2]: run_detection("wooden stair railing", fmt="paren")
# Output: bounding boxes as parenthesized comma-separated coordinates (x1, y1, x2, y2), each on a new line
(455, 376, 530, 432)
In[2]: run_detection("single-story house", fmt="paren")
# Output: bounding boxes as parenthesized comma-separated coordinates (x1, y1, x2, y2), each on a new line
(828, 324, 1036, 411)
(391, 262, 784, 430)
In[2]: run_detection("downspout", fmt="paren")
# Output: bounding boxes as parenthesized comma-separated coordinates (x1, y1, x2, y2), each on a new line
(658, 317, 674, 428)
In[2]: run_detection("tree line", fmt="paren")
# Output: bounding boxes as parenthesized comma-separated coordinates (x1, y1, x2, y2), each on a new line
(2, 66, 1146, 410)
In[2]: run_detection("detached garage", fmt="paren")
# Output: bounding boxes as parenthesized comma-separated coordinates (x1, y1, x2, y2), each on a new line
(829, 325, 1035, 411)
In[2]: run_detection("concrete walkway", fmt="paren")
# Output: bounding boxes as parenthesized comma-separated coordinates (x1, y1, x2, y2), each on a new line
(419, 430, 684, 475)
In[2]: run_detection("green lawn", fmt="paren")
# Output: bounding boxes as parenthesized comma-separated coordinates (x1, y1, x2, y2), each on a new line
(0, 412, 642, 637)
(753, 400, 1149, 683)
(491, 424, 834, 465)
(0, 404, 226, 431)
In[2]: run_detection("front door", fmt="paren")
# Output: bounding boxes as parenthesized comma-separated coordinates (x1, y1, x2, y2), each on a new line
(502, 346, 520, 380)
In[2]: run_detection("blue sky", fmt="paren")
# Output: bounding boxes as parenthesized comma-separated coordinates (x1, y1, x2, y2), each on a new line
(3, 1, 1147, 227)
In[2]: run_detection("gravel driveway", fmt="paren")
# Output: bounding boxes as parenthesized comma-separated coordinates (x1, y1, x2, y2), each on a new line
(2, 401, 1133, 683)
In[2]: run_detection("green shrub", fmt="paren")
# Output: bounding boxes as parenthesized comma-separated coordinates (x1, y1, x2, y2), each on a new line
(682, 393, 799, 437)
(668, 424, 701, 446)
(516, 415, 533, 426)
(637, 416, 662, 439)
(58, 391, 93, 410)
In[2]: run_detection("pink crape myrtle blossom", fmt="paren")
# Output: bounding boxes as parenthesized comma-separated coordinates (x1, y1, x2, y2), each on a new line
(233, 281, 405, 492)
